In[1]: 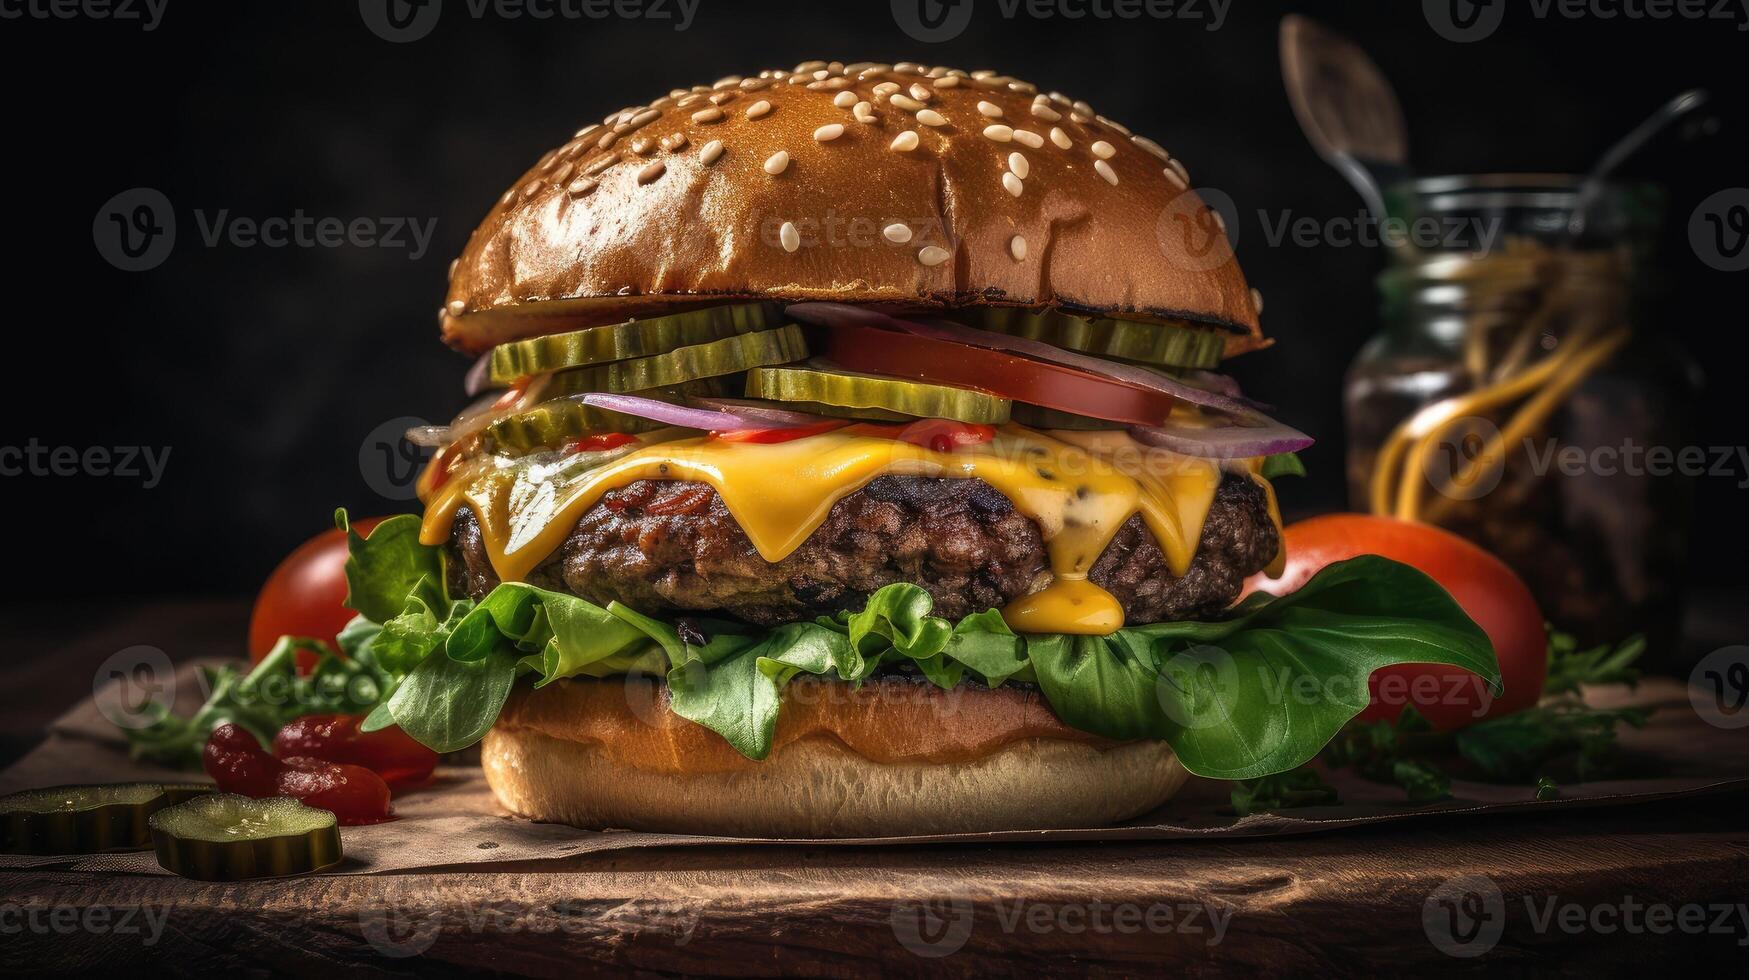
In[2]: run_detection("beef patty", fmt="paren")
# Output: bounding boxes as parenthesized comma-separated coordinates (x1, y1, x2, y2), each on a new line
(447, 473, 1278, 627)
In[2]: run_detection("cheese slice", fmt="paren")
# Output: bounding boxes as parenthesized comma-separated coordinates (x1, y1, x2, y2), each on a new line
(419, 424, 1281, 635)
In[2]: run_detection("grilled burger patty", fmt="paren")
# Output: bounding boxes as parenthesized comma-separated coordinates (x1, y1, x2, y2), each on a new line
(447, 473, 1278, 627)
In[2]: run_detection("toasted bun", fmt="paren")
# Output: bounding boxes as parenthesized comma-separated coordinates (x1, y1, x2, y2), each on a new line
(481, 676, 1188, 837)
(442, 60, 1264, 358)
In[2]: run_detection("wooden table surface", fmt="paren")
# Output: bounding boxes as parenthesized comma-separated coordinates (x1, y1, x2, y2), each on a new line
(3, 602, 1747, 976)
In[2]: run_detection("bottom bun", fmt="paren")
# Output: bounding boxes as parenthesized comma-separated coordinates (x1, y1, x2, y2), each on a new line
(481, 677, 1189, 837)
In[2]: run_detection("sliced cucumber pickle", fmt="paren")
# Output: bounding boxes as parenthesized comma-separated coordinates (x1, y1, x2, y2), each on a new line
(746, 363, 1011, 424)
(2, 782, 215, 855)
(1010, 405, 1128, 431)
(975, 308, 1226, 370)
(542, 325, 808, 398)
(150, 794, 342, 881)
(489, 303, 782, 384)
(486, 381, 724, 455)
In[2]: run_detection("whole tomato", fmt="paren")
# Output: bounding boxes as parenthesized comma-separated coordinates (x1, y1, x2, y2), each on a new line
(248, 517, 385, 665)
(1242, 514, 1546, 731)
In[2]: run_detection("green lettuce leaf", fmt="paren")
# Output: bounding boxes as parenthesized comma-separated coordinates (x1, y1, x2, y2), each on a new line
(339, 510, 445, 624)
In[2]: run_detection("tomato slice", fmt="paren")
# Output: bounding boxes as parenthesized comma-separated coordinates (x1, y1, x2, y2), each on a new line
(822, 323, 1176, 426)
(844, 420, 996, 452)
(711, 419, 849, 444)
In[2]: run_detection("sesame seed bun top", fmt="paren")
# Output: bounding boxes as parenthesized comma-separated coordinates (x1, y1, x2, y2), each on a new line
(441, 60, 1266, 358)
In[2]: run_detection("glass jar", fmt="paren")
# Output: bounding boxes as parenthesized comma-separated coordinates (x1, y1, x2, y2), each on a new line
(1345, 175, 1698, 662)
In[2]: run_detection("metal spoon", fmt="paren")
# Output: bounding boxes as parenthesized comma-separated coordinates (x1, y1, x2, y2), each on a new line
(1567, 88, 1710, 240)
(1279, 15, 1411, 225)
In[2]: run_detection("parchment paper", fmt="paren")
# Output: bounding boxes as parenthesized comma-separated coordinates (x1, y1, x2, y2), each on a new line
(2, 665, 1744, 876)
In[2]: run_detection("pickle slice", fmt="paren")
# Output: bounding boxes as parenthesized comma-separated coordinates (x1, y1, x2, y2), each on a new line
(485, 381, 725, 455)
(488, 303, 783, 384)
(150, 794, 342, 881)
(542, 325, 808, 398)
(2, 782, 215, 855)
(974, 308, 1226, 370)
(746, 363, 1011, 424)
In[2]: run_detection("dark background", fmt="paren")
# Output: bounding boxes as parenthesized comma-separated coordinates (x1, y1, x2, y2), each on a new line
(2, 0, 1744, 623)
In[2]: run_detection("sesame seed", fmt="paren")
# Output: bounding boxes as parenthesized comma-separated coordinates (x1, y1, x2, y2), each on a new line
(709, 90, 737, 105)
(972, 69, 997, 79)
(1008, 80, 1037, 94)
(1012, 129, 1043, 149)
(1050, 127, 1072, 149)
(550, 161, 575, 184)
(1031, 104, 1061, 122)
(1008, 152, 1029, 178)
(1010, 235, 1027, 261)
(567, 177, 598, 198)
(918, 245, 951, 266)
(813, 69, 830, 81)
(909, 83, 933, 101)
(1094, 159, 1118, 185)
(661, 133, 689, 152)
(977, 100, 1004, 117)
(1091, 140, 1116, 160)
(780, 221, 801, 253)
(1166, 158, 1189, 185)
(692, 107, 724, 124)
(630, 109, 661, 129)
(1002, 172, 1024, 197)
(834, 90, 857, 108)
(983, 124, 1014, 142)
(700, 140, 725, 165)
(873, 81, 900, 97)
(763, 151, 790, 175)
(890, 93, 925, 112)
(883, 223, 913, 244)
(714, 75, 742, 89)
(575, 124, 601, 140)
(795, 60, 826, 73)
(1131, 135, 1171, 162)
(584, 155, 616, 175)
(853, 101, 877, 123)
(814, 123, 845, 142)
(1073, 100, 1094, 117)
(1162, 165, 1185, 189)
(675, 94, 702, 108)
(1250, 288, 1264, 314)
(597, 130, 619, 150)
(1098, 115, 1131, 136)
(932, 75, 961, 88)
(916, 109, 948, 127)
(890, 130, 920, 151)
(447, 299, 467, 316)
(1070, 112, 1093, 125)
(745, 100, 772, 119)
(637, 160, 665, 184)
(1209, 208, 1227, 233)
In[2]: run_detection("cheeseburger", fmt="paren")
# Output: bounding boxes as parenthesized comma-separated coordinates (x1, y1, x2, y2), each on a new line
(360, 60, 1495, 837)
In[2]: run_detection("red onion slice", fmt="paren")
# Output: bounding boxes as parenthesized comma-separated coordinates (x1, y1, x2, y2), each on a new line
(788, 302, 1253, 415)
(463, 351, 496, 397)
(1128, 418, 1313, 459)
(581, 393, 815, 432)
(687, 397, 835, 426)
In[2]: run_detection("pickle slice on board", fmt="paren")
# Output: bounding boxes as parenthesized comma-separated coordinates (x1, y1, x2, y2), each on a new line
(485, 381, 725, 454)
(2, 782, 215, 855)
(974, 308, 1226, 370)
(746, 364, 1011, 424)
(488, 303, 783, 384)
(150, 794, 342, 881)
(541, 325, 809, 398)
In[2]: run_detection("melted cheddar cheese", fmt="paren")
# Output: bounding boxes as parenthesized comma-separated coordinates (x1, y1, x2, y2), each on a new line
(419, 425, 1284, 636)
